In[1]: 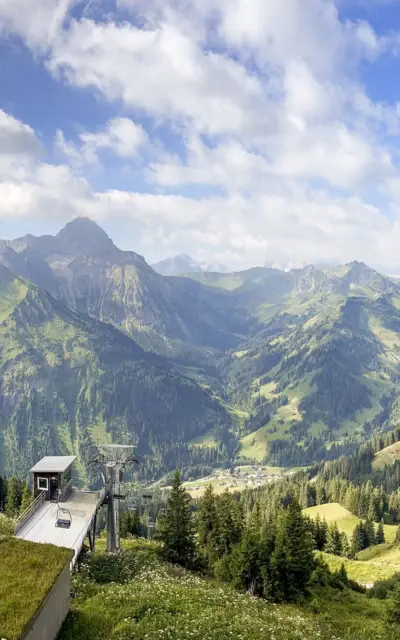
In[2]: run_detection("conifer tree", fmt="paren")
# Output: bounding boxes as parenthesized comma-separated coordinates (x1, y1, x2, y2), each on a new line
(340, 532, 351, 558)
(214, 489, 243, 558)
(5, 476, 19, 518)
(376, 521, 386, 545)
(159, 470, 195, 567)
(313, 514, 328, 551)
(325, 522, 342, 556)
(270, 500, 314, 602)
(19, 484, 32, 515)
(351, 523, 365, 556)
(364, 518, 376, 547)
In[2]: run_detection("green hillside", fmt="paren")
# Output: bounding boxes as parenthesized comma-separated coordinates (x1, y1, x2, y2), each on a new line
(0, 267, 232, 478)
(229, 292, 400, 466)
(4, 220, 400, 475)
(373, 441, 400, 470)
(58, 539, 397, 640)
(304, 503, 398, 544)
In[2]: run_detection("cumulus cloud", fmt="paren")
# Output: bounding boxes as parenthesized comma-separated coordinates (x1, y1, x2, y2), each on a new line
(1, 0, 400, 270)
(56, 117, 148, 165)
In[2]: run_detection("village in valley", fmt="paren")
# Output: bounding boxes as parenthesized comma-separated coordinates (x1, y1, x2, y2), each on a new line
(180, 465, 294, 497)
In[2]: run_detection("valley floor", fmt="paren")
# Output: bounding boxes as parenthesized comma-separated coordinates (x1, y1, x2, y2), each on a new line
(59, 539, 398, 640)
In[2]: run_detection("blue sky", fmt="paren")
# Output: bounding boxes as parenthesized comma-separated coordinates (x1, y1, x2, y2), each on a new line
(2, 0, 400, 271)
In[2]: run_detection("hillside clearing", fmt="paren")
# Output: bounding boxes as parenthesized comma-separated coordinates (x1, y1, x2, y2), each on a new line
(373, 440, 400, 470)
(304, 503, 398, 543)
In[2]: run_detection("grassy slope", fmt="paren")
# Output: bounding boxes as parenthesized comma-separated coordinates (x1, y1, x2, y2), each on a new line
(0, 537, 72, 640)
(373, 440, 400, 470)
(304, 503, 398, 543)
(305, 503, 400, 584)
(233, 288, 400, 462)
(59, 539, 397, 640)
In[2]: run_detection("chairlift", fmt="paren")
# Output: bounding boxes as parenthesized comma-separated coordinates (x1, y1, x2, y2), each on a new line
(55, 506, 72, 529)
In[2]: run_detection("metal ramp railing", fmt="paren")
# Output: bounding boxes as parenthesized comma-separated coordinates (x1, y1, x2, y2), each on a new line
(14, 491, 46, 535)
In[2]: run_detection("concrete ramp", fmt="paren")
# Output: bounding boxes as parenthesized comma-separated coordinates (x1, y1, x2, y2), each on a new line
(16, 490, 103, 567)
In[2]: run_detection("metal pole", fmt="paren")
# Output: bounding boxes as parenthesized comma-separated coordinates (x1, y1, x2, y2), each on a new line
(114, 465, 121, 551)
(106, 465, 117, 553)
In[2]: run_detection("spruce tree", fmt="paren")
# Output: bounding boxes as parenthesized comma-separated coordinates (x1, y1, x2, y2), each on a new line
(270, 500, 314, 602)
(19, 484, 32, 515)
(197, 484, 218, 563)
(214, 489, 243, 558)
(340, 532, 351, 558)
(159, 470, 195, 567)
(351, 523, 365, 556)
(364, 518, 376, 547)
(5, 476, 19, 518)
(376, 521, 386, 545)
(313, 514, 328, 551)
(325, 522, 342, 556)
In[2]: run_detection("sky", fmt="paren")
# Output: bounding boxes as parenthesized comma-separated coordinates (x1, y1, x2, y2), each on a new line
(3, 2, 400, 271)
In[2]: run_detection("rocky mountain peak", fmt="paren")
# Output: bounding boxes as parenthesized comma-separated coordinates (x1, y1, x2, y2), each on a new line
(56, 217, 117, 255)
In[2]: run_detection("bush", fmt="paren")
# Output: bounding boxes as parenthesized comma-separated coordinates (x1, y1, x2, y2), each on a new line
(369, 573, 400, 600)
(0, 514, 14, 536)
(84, 550, 138, 584)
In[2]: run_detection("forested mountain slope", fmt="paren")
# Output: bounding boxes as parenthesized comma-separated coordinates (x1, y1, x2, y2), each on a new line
(227, 290, 400, 466)
(3, 219, 400, 476)
(0, 265, 231, 478)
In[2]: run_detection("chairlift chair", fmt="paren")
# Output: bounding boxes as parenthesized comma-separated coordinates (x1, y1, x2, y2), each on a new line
(55, 506, 72, 529)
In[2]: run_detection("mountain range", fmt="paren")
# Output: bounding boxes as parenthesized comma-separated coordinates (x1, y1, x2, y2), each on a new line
(1, 217, 400, 478)
(151, 254, 228, 277)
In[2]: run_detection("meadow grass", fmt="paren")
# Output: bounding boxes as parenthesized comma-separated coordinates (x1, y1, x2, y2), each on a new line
(373, 440, 400, 470)
(304, 503, 398, 543)
(0, 537, 72, 640)
(59, 539, 398, 640)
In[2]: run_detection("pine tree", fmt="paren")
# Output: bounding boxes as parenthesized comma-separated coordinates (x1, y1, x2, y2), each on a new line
(214, 490, 243, 558)
(325, 522, 342, 556)
(19, 484, 32, 515)
(270, 500, 314, 602)
(159, 470, 195, 568)
(340, 532, 351, 558)
(5, 476, 19, 518)
(197, 484, 218, 563)
(351, 523, 365, 556)
(364, 518, 376, 547)
(313, 514, 328, 551)
(368, 495, 379, 522)
(376, 521, 386, 545)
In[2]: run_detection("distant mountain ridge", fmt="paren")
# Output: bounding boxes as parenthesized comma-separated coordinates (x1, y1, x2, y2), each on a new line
(1, 219, 247, 356)
(2, 218, 400, 477)
(152, 253, 228, 276)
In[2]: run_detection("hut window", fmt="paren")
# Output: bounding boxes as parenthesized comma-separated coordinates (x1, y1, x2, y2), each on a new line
(37, 477, 49, 491)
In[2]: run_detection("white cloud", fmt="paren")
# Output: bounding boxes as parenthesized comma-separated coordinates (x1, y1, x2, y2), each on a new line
(0, 108, 40, 156)
(0, 0, 76, 51)
(56, 117, 148, 165)
(1, 1, 400, 271)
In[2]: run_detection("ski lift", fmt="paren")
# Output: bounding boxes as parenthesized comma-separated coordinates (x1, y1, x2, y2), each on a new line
(55, 506, 72, 529)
